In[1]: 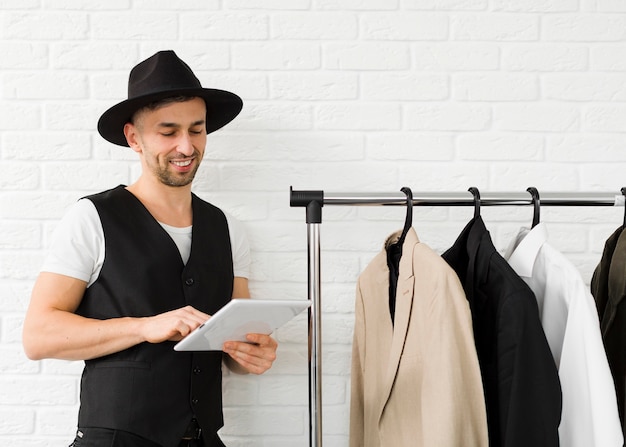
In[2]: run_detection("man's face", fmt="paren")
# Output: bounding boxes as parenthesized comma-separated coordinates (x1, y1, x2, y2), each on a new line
(126, 97, 207, 187)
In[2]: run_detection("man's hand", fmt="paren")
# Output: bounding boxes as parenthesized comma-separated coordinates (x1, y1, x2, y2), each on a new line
(222, 334, 278, 375)
(141, 305, 209, 343)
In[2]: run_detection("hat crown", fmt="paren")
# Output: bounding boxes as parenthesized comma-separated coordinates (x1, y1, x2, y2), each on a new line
(127, 50, 202, 99)
(98, 50, 242, 147)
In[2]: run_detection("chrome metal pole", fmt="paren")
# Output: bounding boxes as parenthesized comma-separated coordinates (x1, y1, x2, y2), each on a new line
(307, 222, 322, 447)
(322, 191, 623, 207)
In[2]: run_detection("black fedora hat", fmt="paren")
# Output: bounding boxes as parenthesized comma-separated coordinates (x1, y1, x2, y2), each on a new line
(97, 50, 243, 147)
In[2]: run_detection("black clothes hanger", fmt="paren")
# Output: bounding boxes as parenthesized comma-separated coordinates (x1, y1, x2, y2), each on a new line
(398, 186, 413, 247)
(468, 187, 481, 218)
(621, 187, 626, 228)
(387, 187, 413, 324)
(527, 187, 540, 228)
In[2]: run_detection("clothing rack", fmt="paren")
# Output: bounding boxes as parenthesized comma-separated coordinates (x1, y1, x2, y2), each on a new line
(289, 186, 625, 447)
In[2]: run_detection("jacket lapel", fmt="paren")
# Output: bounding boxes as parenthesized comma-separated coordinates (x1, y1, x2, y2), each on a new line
(376, 227, 418, 421)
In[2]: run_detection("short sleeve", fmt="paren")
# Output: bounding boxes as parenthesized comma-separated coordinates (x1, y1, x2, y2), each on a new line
(224, 213, 251, 279)
(41, 199, 105, 286)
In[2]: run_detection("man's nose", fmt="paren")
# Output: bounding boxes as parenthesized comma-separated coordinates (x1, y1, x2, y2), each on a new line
(177, 133, 195, 156)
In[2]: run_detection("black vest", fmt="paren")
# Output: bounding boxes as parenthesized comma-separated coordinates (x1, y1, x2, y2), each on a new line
(76, 186, 233, 447)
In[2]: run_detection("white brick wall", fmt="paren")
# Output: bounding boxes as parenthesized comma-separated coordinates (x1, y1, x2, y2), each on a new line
(1, 2, 625, 446)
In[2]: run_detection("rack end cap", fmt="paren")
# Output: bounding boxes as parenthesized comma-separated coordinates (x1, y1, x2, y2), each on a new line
(290, 186, 324, 208)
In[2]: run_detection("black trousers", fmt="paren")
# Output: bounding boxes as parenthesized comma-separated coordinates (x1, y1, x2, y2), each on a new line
(69, 427, 224, 447)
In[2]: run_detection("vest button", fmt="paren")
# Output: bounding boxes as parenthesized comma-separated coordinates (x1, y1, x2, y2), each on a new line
(185, 278, 194, 286)
(193, 367, 201, 374)
(192, 398, 199, 405)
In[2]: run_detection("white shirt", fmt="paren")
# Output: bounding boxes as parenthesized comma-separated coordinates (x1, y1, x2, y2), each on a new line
(42, 198, 251, 287)
(504, 223, 623, 447)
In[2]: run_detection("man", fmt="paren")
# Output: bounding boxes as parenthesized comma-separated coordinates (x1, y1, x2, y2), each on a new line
(22, 50, 277, 447)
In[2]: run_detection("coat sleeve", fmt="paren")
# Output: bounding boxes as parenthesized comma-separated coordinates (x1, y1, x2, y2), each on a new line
(419, 267, 489, 447)
(558, 278, 624, 447)
(497, 290, 562, 447)
(349, 280, 366, 447)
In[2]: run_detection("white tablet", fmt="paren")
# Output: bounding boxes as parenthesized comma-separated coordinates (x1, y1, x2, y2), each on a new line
(173, 299, 311, 351)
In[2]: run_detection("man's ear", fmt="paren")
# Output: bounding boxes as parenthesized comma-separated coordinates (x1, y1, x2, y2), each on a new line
(123, 122, 142, 153)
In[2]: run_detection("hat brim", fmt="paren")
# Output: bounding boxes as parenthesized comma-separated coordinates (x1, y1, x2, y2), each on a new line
(97, 88, 243, 147)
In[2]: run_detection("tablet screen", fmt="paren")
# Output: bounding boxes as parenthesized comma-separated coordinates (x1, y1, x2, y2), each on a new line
(173, 299, 311, 351)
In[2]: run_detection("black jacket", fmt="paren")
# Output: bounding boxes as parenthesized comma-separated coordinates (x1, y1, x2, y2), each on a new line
(591, 225, 626, 436)
(76, 186, 233, 447)
(442, 216, 561, 447)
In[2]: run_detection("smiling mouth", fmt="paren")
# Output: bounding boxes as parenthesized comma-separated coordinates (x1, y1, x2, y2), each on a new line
(171, 159, 193, 167)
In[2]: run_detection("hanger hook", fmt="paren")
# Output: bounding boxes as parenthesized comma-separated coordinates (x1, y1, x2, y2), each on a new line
(620, 186, 626, 228)
(399, 187, 413, 243)
(527, 187, 540, 228)
(468, 187, 480, 219)
(401, 187, 413, 208)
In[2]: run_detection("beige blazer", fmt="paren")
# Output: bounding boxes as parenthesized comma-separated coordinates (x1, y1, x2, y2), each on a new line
(350, 228, 488, 447)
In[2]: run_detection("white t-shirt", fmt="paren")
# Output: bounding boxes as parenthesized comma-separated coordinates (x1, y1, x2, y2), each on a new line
(42, 198, 251, 288)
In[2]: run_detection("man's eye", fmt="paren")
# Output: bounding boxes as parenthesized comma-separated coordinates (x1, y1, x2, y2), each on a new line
(190, 129, 203, 135)
(161, 132, 175, 137)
